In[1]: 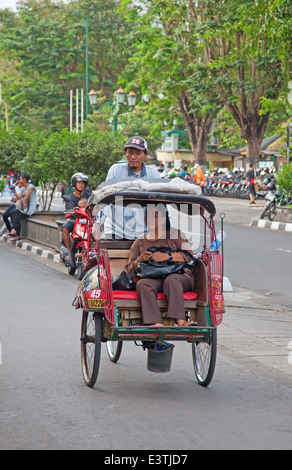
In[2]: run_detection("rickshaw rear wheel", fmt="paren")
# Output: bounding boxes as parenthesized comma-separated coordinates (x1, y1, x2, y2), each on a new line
(80, 311, 102, 387)
(192, 328, 217, 387)
(106, 341, 123, 363)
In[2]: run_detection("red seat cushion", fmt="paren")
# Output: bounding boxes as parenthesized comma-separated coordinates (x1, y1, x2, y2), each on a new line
(112, 290, 197, 300)
(182, 292, 197, 300)
(113, 291, 139, 300)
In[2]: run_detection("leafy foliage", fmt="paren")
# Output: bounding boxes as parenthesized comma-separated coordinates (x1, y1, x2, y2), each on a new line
(25, 128, 125, 188)
(0, 126, 45, 174)
(120, 0, 292, 164)
(276, 164, 292, 198)
(0, 0, 133, 132)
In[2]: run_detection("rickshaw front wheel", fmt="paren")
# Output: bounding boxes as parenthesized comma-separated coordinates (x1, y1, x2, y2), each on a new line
(192, 329, 217, 387)
(81, 312, 102, 387)
(106, 341, 123, 363)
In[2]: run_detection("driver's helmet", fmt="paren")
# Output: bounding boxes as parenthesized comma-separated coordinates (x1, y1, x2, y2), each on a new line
(70, 172, 88, 188)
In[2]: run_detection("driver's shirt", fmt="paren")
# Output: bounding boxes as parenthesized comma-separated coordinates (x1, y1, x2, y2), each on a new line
(102, 163, 161, 239)
(106, 162, 160, 180)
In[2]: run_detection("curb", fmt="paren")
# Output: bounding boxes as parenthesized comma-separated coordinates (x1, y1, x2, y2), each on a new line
(250, 219, 292, 232)
(1, 234, 60, 263)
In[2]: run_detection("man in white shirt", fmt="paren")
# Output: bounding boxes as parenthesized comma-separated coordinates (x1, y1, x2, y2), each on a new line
(106, 136, 160, 180)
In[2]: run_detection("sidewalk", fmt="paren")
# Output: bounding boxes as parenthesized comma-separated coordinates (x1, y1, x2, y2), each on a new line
(221, 286, 292, 378)
(210, 196, 292, 232)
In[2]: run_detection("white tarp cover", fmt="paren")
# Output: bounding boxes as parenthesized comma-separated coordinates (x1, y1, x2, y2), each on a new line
(90, 177, 201, 205)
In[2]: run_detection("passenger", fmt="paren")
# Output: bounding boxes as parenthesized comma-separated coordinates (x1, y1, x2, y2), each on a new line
(77, 198, 88, 209)
(126, 205, 197, 327)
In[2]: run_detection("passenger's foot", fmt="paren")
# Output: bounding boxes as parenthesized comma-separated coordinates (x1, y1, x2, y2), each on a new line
(176, 320, 198, 327)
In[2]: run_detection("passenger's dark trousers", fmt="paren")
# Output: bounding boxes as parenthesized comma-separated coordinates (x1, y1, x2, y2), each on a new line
(2, 204, 16, 232)
(136, 273, 194, 325)
(10, 208, 27, 236)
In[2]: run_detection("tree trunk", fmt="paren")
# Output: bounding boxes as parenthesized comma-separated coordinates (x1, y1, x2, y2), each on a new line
(178, 93, 215, 167)
(246, 138, 262, 166)
(241, 112, 270, 166)
(39, 180, 58, 212)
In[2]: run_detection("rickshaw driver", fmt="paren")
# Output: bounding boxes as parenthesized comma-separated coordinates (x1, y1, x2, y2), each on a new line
(106, 136, 160, 180)
(102, 136, 161, 239)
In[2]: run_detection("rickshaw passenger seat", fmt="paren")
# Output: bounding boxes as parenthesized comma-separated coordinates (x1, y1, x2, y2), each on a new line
(112, 291, 197, 300)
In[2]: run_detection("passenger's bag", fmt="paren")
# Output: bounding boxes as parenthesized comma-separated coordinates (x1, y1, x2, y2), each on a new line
(136, 246, 197, 280)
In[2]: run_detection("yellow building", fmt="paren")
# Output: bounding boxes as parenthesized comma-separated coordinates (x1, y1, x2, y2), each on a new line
(156, 148, 239, 170)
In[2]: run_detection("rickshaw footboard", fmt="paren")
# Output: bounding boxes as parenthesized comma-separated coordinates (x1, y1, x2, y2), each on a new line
(106, 325, 214, 343)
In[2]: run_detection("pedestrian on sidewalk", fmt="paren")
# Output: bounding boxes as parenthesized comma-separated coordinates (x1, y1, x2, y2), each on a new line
(5, 174, 37, 240)
(245, 163, 256, 204)
(193, 164, 206, 187)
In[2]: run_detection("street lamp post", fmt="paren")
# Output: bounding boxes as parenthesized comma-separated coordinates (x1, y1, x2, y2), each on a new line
(88, 88, 136, 133)
(55, 5, 89, 120)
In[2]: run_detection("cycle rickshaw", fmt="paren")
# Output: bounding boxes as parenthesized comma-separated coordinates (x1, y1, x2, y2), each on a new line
(73, 178, 225, 388)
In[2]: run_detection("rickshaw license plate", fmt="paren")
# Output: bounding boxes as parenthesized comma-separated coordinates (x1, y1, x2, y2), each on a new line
(87, 299, 104, 308)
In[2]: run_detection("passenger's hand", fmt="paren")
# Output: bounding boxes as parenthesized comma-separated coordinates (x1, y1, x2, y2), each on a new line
(149, 252, 169, 262)
(138, 251, 152, 262)
(133, 251, 151, 270)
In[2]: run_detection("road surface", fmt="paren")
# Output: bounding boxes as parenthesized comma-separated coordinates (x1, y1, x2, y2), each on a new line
(0, 238, 291, 450)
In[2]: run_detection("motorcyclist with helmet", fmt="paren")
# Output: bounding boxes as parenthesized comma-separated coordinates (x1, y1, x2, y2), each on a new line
(61, 173, 91, 265)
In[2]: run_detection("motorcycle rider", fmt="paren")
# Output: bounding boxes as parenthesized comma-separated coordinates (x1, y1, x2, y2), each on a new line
(62, 173, 91, 265)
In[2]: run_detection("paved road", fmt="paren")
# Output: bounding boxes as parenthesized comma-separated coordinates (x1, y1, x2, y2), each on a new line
(1, 193, 292, 450)
(0, 237, 291, 450)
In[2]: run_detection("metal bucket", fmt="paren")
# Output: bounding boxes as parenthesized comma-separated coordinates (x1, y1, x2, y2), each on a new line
(147, 342, 175, 373)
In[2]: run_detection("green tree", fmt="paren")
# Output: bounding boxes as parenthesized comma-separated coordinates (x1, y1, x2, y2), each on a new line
(0, 126, 44, 175)
(0, 0, 133, 132)
(276, 165, 292, 198)
(23, 128, 124, 210)
(120, 0, 291, 166)
(192, 0, 291, 165)
(120, 0, 220, 166)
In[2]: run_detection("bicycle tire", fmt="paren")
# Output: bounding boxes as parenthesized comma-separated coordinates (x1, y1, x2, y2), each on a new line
(268, 202, 277, 221)
(192, 329, 217, 387)
(80, 312, 102, 387)
(260, 202, 271, 219)
(106, 341, 123, 363)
